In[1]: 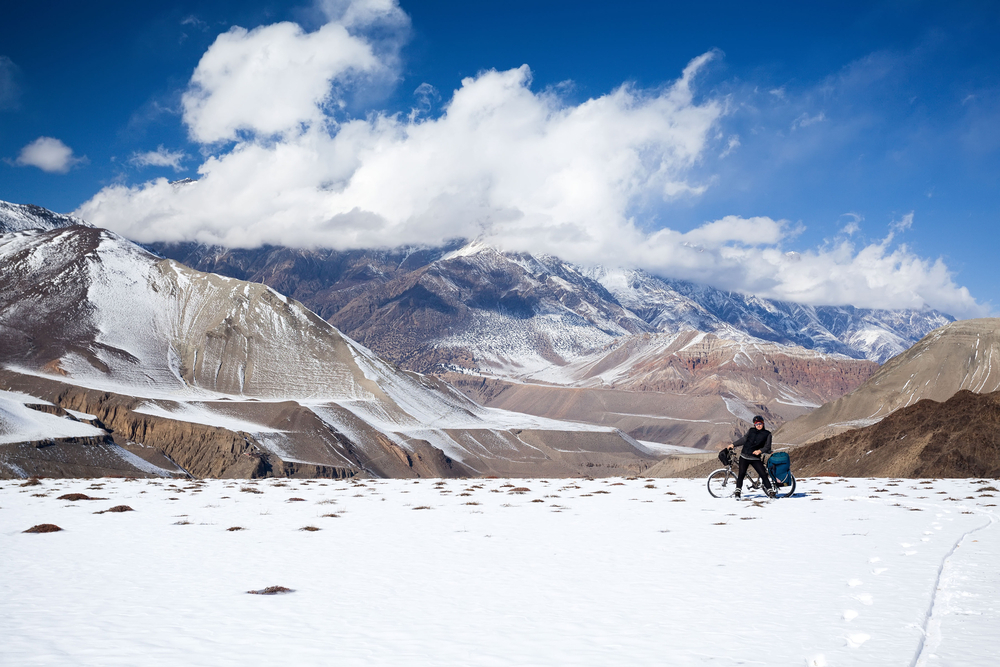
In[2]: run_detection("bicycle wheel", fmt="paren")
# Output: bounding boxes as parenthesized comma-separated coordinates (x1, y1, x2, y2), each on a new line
(707, 468, 739, 498)
(772, 473, 796, 498)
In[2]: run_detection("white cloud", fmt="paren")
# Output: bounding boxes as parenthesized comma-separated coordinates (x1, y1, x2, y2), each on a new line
(130, 146, 188, 171)
(14, 137, 86, 173)
(73, 3, 985, 318)
(890, 211, 914, 233)
(181, 21, 382, 143)
(791, 111, 826, 129)
(0, 55, 20, 110)
(79, 52, 725, 257)
(719, 134, 740, 158)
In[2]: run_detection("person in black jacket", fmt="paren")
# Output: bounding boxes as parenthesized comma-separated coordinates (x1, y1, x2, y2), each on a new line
(727, 415, 775, 499)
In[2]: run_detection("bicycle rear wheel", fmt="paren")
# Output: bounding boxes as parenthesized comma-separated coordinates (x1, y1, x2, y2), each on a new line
(772, 473, 796, 498)
(707, 468, 739, 498)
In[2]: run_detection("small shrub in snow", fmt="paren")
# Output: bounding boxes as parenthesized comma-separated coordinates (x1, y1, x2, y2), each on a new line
(300, 526, 321, 531)
(248, 586, 293, 595)
(240, 487, 263, 494)
(227, 526, 245, 531)
(58, 493, 96, 501)
(509, 487, 530, 494)
(24, 524, 62, 533)
(287, 497, 306, 502)
(106, 505, 134, 513)
(21, 477, 42, 487)
(412, 506, 432, 510)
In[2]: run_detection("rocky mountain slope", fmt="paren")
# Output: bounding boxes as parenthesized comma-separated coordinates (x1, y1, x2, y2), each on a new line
(151, 239, 951, 368)
(441, 330, 877, 449)
(0, 225, 658, 479)
(789, 389, 1000, 478)
(0, 200, 949, 454)
(148, 238, 918, 446)
(777, 318, 1000, 445)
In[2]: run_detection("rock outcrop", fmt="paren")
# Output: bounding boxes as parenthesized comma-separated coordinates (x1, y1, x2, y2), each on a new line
(790, 389, 1000, 478)
(777, 319, 1000, 445)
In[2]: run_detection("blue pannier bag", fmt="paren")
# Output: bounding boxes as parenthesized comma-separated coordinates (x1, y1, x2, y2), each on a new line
(767, 451, 792, 486)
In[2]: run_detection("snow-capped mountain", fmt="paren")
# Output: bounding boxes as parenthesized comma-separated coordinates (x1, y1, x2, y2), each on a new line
(152, 238, 951, 369)
(150, 237, 897, 447)
(0, 200, 955, 455)
(584, 266, 953, 363)
(0, 200, 90, 234)
(0, 225, 658, 478)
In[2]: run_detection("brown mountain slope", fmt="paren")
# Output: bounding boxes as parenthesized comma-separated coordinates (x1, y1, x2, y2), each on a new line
(777, 318, 1000, 445)
(444, 331, 876, 449)
(790, 390, 1000, 478)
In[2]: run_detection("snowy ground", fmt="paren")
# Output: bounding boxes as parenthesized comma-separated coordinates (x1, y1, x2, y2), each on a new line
(2, 476, 998, 667)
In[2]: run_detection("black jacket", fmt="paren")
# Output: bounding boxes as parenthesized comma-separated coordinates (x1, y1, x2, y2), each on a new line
(733, 427, 772, 460)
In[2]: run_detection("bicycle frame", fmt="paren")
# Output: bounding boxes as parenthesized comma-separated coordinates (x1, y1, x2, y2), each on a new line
(706, 452, 796, 498)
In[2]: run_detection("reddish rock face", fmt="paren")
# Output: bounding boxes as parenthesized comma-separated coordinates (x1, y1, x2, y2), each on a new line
(778, 318, 1000, 446)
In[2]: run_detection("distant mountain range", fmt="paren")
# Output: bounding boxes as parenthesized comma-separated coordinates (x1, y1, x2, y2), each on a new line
(0, 219, 661, 479)
(0, 200, 961, 469)
(145, 234, 952, 446)
(149, 238, 952, 369)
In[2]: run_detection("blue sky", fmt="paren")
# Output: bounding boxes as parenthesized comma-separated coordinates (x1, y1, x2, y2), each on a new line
(1, 0, 998, 317)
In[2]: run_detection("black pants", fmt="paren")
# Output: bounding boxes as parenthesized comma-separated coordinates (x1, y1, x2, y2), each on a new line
(736, 457, 772, 491)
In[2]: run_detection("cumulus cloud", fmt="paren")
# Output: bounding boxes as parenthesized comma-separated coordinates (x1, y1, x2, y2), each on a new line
(181, 21, 382, 143)
(73, 2, 984, 318)
(14, 137, 87, 173)
(0, 55, 20, 110)
(129, 146, 188, 171)
(630, 216, 983, 316)
(79, 50, 725, 257)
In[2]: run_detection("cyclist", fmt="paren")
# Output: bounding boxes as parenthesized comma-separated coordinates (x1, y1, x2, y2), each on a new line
(726, 415, 775, 499)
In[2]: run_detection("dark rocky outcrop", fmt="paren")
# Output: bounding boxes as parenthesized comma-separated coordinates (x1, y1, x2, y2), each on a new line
(790, 389, 1000, 478)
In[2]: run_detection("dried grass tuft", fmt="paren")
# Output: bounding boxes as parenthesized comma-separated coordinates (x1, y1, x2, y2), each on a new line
(227, 526, 245, 531)
(106, 505, 134, 513)
(248, 586, 293, 595)
(21, 477, 42, 487)
(300, 526, 321, 531)
(57, 493, 96, 501)
(24, 523, 62, 533)
(509, 487, 530, 494)
(287, 497, 306, 502)
(412, 505, 432, 510)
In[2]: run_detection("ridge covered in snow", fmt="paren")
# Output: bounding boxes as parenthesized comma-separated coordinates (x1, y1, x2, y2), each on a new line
(0, 225, 656, 478)
(0, 200, 89, 234)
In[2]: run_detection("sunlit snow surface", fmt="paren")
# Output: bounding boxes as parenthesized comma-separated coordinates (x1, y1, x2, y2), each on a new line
(3, 477, 998, 666)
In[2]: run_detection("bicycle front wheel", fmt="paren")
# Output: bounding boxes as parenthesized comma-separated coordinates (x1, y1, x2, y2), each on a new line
(707, 468, 739, 498)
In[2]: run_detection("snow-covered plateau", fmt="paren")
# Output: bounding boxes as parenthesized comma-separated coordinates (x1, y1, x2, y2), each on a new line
(3, 476, 998, 666)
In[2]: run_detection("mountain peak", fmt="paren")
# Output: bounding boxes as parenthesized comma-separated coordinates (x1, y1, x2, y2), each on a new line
(0, 200, 91, 235)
